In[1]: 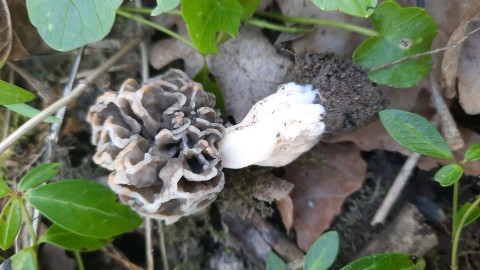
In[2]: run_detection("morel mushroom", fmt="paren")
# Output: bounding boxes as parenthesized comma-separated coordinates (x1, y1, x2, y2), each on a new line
(87, 69, 225, 223)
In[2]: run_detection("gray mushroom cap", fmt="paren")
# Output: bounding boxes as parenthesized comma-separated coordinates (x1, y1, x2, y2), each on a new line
(87, 69, 225, 224)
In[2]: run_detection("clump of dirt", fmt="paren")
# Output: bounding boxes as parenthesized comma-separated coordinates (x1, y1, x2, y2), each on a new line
(290, 52, 388, 136)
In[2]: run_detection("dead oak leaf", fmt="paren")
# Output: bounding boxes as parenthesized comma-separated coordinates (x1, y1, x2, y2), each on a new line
(284, 142, 366, 251)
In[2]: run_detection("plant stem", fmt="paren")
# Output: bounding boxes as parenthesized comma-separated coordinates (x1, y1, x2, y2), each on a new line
(451, 195, 480, 270)
(121, 6, 182, 16)
(259, 11, 378, 37)
(116, 9, 195, 49)
(73, 251, 85, 270)
(19, 199, 37, 246)
(247, 18, 313, 33)
(452, 181, 459, 235)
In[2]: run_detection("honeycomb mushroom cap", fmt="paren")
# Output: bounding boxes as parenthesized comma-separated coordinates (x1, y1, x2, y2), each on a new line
(87, 69, 225, 223)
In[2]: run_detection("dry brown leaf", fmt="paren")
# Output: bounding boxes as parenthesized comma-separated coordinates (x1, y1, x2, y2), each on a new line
(150, 38, 204, 77)
(275, 196, 294, 233)
(441, 2, 480, 99)
(419, 127, 480, 176)
(0, 0, 12, 63)
(209, 26, 293, 120)
(6, 0, 52, 60)
(284, 143, 366, 251)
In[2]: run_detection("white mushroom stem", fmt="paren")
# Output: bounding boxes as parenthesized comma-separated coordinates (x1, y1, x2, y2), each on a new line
(218, 82, 326, 169)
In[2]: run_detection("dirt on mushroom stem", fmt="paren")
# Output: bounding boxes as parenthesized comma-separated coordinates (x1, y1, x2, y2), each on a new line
(290, 52, 388, 137)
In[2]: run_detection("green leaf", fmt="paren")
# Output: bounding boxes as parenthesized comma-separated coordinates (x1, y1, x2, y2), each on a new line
(0, 197, 22, 250)
(182, 0, 244, 54)
(152, 0, 180, 16)
(26, 0, 123, 51)
(455, 200, 480, 229)
(353, 1, 438, 88)
(379, 109, 453, 159)
(340, 253, 426, 270)
(311, 0, 377, 17)
(305, 231, 339, 270)
(238, 0, 260, 20)
(0, 179, 13, 199)
(4, 103, 62, 124)
(193, 63, 226, 114)
(39, 224, 112, 251)
(0, 80, 36, 105)
(11, 247, 38, 270)
(24, 179, 142, 238)
(18, 163, 61, 192)
(434, 164, 463, 187)
(266, 251, 289, 270)
(465, 143, 480, 162)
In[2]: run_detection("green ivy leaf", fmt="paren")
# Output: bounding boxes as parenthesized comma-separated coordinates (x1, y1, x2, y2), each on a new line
(340, 253, 426, 270)
(379, 110, 453, 159)
(266, 251, 289, 270)
(182, 0, 243, 54)
(152, 0, 181, 16)
(238, 0, 260, 20)
(24, 179, 142, 238)
(0, 197, 22, 250)
(0, 179, 13, 199)
(0, 80, 36, 105)
(193, 63, 226, 114)
(39, 224, 112, 251)
(18, 163, 61, 192)
(465, 143, 480, 162)
(311, 0, 377, 17)
(26, 0, 123, 51)
(353, 1, 438, 88)
(434, 164, 463, 187)
(455, 200, 480, 229)
(4, 103, 62, 124)
(11, 247, 38, 270)
(305, 231, 339, 270)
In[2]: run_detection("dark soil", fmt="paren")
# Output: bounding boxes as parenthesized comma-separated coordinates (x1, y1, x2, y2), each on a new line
(290, 52, 388, 137)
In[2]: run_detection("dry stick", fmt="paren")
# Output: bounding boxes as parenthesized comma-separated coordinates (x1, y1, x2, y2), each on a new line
(371, 152, 422, 225)
(102, 245, 145, 270)
(157, 220, 170, 270)
(428, 73, 464, 151)
(145, 218, 154, 270)
(0, 39, 141, 154)
(6, 61, 57, 103)
(368, 26, 480, 71)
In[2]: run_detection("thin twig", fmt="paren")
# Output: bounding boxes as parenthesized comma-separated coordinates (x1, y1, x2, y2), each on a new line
(6, 62, 57, 103)
(371, 152, 422, 225)
(134, 0, 149, 83)
(102, 245, 145, 270)
(157, 220, 170, 270)
(368, 26, 480, 71)
(0, 39, 141, 154)
(145, 218, 154, 270)
(429, 73, 464, 151)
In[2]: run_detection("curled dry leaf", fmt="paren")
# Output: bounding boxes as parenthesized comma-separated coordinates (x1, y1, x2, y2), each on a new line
(4, 0, 52, 60)
(275, 196, 294, 233)
(284, 143, 366, 251)
(0, 0, 11, 63)
(456, 22, 480, 115)
(441, 2, 480, 99)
